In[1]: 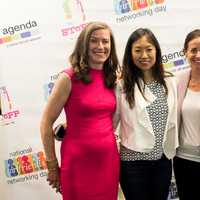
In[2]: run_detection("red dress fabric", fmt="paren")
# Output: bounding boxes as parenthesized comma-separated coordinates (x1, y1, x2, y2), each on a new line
(60, 68, 120, 200)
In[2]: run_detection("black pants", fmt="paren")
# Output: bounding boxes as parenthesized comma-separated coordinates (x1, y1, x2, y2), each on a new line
(173, 156, 200, 200)
(120, 155, 172, 200)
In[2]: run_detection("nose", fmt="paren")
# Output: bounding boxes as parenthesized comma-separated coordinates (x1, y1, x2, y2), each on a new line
(141, 50, 148, 58)
(97, 41, 104, 49)
(196, 50, 200, 57)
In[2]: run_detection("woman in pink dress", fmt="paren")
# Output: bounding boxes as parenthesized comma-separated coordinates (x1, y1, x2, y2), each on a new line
(40, 22, 120, 200)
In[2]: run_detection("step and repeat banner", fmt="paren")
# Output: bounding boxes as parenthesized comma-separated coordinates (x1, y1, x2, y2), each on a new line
(0, 0, 199, 199)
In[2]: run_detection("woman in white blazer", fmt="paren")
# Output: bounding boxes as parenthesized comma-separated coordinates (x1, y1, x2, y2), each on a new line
(113, 28, 178, 200)
(173, 29, 200, 200)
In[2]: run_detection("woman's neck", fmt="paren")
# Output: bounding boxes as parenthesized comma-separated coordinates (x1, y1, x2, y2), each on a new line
(189, 67, 200, 91)
(89, 63, 103, 70)
(143, 71, 155, 83)
(190, 67, 200, 83)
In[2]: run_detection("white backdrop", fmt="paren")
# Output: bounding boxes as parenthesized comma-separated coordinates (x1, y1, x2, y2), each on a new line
(0, 0, 199, 199)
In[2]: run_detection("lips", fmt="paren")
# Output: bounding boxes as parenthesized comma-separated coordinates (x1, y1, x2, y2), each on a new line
(139, 60, 150, 64)
(94, 52, 104, 55)
(192, 60, 200, 64)
(94, 51, 105, 54)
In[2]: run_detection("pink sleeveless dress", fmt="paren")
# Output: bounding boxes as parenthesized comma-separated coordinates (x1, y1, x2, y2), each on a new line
(60, 68, 120, 200)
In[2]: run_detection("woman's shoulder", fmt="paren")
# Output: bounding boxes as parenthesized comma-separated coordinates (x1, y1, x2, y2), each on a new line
(60, 67, 76, 82)
(174, 68, 191, 80)
(116, 78, 124, 89)
(62, 67, 74, 78)
(163, 71, 178, 89)
(163, 71, 176, 82)
(115, 79, 124, 97)
(164, 70, 175, 78)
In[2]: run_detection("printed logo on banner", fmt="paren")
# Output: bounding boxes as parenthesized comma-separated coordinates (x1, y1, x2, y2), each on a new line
(43, 73, 60, 101)
(113, 0, 167, 23)
(162, 50, 189, 72)
(0, 20, 41, 47)
(61, 0, 88, 39)
(0, 86, 20, 126)
(4, 147, 48, 184)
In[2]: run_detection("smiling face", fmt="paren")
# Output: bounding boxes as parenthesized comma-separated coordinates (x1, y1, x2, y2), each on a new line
(185, 36, 200, 71)
(88, 29, 111, 69)
(131, 35, 156, 79)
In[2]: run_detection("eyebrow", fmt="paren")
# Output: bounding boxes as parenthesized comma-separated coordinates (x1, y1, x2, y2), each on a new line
(90, 37, 110, 41)
(133, 45, 153, 48)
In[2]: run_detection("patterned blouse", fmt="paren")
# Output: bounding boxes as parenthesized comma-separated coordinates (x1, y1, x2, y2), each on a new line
(120, 81, 168, 161)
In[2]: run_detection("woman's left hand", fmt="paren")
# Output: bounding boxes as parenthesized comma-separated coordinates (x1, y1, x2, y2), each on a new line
(47, 168, 61, 193)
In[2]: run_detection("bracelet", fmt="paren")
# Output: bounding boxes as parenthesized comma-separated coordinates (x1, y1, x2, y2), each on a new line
(46, 159, 59, 170)
(48, 167, 59, 171)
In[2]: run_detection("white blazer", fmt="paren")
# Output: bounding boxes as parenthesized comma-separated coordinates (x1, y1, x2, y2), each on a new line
(175, 68, 191, 127)
(114, 76, 179, 159)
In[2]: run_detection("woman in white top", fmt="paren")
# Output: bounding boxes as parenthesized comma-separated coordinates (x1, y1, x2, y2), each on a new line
(114, 28, 178, 200)
(173, 29, 200, 200)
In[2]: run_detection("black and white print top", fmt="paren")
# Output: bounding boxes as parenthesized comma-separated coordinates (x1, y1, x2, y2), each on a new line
(120, 81, 168, 161)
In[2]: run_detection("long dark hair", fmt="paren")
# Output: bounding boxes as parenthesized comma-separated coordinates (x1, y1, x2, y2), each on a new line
(122, 28, 170, 108)
(69, 22, 120, 88)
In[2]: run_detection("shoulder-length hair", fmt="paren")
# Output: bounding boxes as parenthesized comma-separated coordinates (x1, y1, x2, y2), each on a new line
(69, 21, 120, 88)
(122, 28, 170, 108)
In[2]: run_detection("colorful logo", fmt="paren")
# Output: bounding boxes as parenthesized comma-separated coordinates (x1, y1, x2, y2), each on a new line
(5, 149, 47, 178)
(0, 86, 20, 125)
(0, 20, 41, 47)
(61, 0, 88, 38)
(162, 50, 189, 71)
(4, 147, 48, 184)
(114, 0, 165, 15)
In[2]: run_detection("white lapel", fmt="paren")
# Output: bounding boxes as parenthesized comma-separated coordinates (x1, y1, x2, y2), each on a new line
(134, 80, 156, 134)
(165, 76, 176, 130)
(176, 68, 191, 126)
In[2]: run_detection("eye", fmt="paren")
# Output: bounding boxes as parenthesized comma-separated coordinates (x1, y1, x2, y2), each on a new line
(147, 48, 153, 52)
(102, 39, 109, 44)
(90, 38, 98, 43)
(134, 49, 141, 53)
(190, 48, 198, 54)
